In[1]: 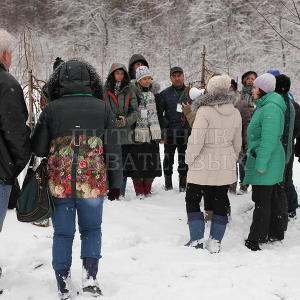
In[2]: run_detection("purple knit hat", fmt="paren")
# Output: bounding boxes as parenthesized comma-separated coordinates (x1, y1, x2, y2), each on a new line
(253, 73, 276, 93)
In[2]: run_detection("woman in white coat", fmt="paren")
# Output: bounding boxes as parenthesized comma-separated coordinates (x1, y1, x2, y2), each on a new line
(185, 75, 242, 252)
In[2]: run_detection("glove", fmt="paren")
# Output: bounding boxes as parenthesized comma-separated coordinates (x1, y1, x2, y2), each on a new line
(107, 188, 120, 201)
(116, 116, 127, 128)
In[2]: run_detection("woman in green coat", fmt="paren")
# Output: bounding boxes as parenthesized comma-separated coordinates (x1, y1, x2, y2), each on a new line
(244, 73, 287, 251)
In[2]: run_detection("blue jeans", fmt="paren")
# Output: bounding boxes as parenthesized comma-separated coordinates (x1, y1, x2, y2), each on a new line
(0, 185, 12, 232)
(51, 197, 104, 271)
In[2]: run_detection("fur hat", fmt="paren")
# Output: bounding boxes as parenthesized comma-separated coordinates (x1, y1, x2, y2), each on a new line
(253, 73, 276, 93)
(207, 75, 232, 95)
(136, 66, 152, 82)
(275, 74, 291, 95)
(241, 71, 257, 85)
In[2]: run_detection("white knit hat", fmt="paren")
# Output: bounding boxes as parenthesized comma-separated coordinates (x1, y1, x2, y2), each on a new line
(207, 75, 232, 94)
(136, 66, 152, 82)
(253, 73, 276, 93)
(189, 87, 205, 100)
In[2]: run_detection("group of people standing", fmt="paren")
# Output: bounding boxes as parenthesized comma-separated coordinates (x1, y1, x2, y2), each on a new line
(0, 28, 299, 299)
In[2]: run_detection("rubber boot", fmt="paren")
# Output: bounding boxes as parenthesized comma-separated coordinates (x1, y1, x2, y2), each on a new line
(179, 175, 187, 192)
(185, 212, 205, 249)
(165, 175, 173, 191)
(144, 180, 153, 197)
(82, 258, 102, 296)
(207, 214, 228, 253)
(133, 181, 144, 198)
(55, 269, 71, 300)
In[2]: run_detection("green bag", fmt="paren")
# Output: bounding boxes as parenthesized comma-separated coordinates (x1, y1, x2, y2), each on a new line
(16, 158, 55, 222)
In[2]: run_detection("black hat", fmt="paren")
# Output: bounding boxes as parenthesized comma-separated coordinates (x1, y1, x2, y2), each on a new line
(241, 71, 257, 84)
(53, 57, 64, 71)
(170, 66, 184, 75)
(275, 74, 291, 95)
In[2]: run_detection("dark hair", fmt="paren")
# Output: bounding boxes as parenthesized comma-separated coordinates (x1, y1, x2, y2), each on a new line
(275, 74, 291, 95)
(105, 68, 130, 93)
(258, 88, 267, 98)
(231, 79, 238, 91)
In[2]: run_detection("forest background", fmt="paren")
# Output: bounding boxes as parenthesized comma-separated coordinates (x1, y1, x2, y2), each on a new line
(2, 0, 300, 96)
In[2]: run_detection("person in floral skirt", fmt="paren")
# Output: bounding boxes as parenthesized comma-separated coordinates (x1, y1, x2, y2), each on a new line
(32, 60, 122, 299)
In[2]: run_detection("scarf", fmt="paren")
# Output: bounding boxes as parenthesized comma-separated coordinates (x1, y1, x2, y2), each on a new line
(114, 81, 122, 95)
(191, 92, 236, 113)
(135, 90, 161, 143)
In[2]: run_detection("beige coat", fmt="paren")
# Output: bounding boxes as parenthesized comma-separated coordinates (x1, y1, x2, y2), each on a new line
(186, 100, 242, 186)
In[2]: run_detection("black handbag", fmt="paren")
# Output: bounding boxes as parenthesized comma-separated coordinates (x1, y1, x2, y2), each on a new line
(16, 158, 55, 223)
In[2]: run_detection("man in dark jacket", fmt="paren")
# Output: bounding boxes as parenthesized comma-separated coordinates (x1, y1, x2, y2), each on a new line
(0, 29, 31, 286)
(156, 67, 191, 192)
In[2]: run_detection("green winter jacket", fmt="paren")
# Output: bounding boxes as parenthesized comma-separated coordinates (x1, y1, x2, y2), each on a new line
(243, 92, 286, 185)
(103, 63, 138, 145)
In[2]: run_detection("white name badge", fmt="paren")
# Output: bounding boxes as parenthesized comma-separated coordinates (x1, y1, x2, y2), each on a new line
(141, 109, 148, 119)
(177, 103, 183, 113)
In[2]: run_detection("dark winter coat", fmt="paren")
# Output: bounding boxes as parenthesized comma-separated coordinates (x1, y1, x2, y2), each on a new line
(156, 85, 191, 141)
(103, 63, 138, 145)
(31, 60, 122, 198)
(0, 62, 31, 185)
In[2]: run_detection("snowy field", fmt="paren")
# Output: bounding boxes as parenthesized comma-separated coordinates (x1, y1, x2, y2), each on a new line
(1, 148, 300, 300)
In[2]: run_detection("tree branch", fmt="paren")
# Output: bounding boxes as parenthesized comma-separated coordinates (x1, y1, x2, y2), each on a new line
(250, 2, 300, 50)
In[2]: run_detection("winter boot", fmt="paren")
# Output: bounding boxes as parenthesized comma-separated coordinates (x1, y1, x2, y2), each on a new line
(165, 175, 173, 191)
(185, 212, 205, 249)
(207, 214, 228, 253)
(179, 175, 187, 192)
(82, 258, 102, 297)
(133, 181, 145, 198)
(245, 239, 261, 251)
(144, 181, 153, 197)
(55, 269, 71, 300)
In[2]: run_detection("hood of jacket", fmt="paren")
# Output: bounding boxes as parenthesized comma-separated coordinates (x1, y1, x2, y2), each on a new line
(255, 92, 286, 112)
(128, 54, 149, 79)
(105, 63, 130, 93)
(191, 92, 236, 115)
(48, 60, 103, 101)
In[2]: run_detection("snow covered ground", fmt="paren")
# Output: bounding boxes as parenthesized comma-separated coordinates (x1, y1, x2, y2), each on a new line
(1, 150, 300, 300)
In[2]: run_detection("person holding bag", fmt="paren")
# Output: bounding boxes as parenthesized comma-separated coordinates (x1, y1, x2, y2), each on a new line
(31, 60, 122, 299)
(0, 28, 31, 292)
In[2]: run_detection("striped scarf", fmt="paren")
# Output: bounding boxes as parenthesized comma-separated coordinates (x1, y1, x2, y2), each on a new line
(134, 90, 161, 143)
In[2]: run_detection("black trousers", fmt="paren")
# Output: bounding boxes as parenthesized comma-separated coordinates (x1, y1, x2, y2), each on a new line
(185, 183, 230, 216)
(163, 133, 188, 177)
(248, 184, 288, 242)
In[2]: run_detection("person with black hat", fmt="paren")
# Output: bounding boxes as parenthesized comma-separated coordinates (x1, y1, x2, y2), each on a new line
(156, 67, 191, 192)
(274, 73, 300, 219)
(235, 70, 257, 195)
